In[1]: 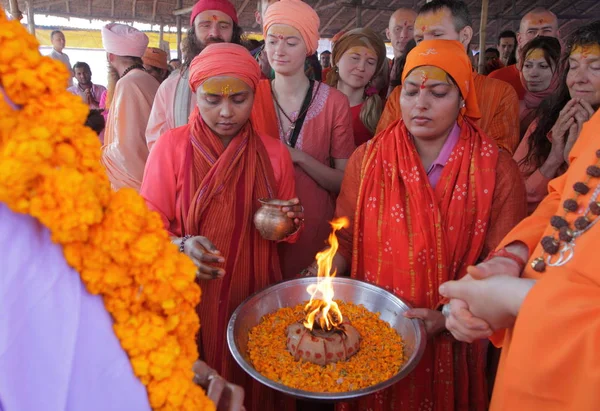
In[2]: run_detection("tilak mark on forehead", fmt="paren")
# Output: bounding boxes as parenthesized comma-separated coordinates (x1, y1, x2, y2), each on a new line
(201, 77, 249, 97)
(571, 44, 600, 59)
(526, 48, 545, 60)
(415, 11, 444, 33)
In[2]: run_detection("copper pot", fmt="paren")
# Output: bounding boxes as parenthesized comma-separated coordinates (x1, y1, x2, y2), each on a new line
(254, 198, 296, 241)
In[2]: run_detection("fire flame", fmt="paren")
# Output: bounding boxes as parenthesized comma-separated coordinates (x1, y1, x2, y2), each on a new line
(303, 217, 349, 332)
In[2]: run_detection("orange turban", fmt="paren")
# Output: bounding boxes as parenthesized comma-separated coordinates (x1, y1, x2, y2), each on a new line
(188, 43, 261, 93)
(142, 47, 168, 70)
(402, 39, 481, 119)
(263, 0, 320, 56)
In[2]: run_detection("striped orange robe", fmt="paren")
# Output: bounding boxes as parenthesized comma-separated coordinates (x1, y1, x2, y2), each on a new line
(376, 73, 520, 154)
(489, 110, 600, 411)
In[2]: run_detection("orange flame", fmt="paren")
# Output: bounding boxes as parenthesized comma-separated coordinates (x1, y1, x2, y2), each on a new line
(303, 217, 349, 332)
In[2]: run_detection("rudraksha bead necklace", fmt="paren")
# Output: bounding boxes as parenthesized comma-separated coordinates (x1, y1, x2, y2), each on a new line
(531, 150, 600, 273)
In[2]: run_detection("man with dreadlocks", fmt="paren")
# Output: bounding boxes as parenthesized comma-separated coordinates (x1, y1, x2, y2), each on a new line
(145, 0, 244, 150)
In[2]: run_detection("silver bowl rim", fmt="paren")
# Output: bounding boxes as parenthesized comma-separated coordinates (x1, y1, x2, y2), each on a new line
(227, 277, 427, 401)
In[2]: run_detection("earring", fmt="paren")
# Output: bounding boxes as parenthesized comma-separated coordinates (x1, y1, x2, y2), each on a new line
(461, 102, 465, 108)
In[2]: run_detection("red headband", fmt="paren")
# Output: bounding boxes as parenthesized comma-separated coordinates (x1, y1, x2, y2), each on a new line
(190, 0, 238, 26)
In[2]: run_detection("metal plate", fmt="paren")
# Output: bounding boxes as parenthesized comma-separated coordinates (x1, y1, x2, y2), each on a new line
(227, 277, 426, 401)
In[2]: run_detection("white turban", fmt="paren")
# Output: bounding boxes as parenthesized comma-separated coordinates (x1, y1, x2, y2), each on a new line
(101, 23, 149, 58)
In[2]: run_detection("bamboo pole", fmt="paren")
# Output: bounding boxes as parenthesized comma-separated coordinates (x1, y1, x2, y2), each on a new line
(477, 0, 489, 74)
(176, 0, 183, 60)
(8, 0, 23, 20)
(26, 2, 35, 34)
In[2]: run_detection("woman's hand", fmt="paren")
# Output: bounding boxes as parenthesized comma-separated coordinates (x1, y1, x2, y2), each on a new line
(280, 197, 304, 227)
(440, 243, 528, 342)
(548, 98, 580, 163)
(439, 276, 536, 335)
(286, 146, 307, 164)
(564, 99, 595, 163)
(403, 308, 446, 338)
(183, 236, 225, 280)
(193, 361, 245, 411)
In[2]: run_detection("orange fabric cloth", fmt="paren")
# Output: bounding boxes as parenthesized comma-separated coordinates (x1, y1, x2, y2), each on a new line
(401, 40, 481, 119)
(188, 43, 261, 92)
(513, 119, 568, 214)
(335, 41, 526, 410)
(142, 47, 168, 70)
(335, 119, 526, 411)
(490, 109, 600, 411)
(251, 79, 355, 278)
(101, 69, 159, 191)
(262, 0, 320, 55)
(140, 113, 297, 411)
(489, 64, 526, 100)
(377, 73, 520, 154)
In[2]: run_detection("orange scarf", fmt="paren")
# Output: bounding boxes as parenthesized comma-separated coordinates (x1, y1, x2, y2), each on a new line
(183, 108, 281, 377)
(351, 118, 498, 410)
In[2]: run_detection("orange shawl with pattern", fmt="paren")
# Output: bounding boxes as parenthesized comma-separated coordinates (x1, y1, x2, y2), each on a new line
(350, 118, 498, 410)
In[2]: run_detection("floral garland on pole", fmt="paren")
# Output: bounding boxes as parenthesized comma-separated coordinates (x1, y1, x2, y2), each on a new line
(0, 9, 214, 411)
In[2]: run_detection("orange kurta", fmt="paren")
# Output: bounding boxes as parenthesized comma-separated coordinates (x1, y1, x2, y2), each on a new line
(488, 64, 526, 100)
(490, 109, 600, 411)
(335, 119, 526, 411)
(376, 73, 520, 154)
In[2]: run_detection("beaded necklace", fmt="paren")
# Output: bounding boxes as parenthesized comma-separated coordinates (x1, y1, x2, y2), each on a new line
(531, 150, 600, 272)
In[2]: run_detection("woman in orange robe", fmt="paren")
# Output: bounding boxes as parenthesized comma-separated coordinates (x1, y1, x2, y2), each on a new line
(326, 40, 527, 411)
(440, 107, 600, 411)
(251, 0, 355, 279)
(140, 43, 301, 411)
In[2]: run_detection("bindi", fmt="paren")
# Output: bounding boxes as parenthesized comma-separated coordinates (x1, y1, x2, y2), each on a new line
(212, 14, 218, 21)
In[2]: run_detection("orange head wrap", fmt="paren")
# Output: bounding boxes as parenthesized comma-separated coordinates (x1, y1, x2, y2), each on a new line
(402, 39, 481, 119)
(142, 47, 169, 70)
(263, 0, 320, 56)
(188, 43, 261, 93)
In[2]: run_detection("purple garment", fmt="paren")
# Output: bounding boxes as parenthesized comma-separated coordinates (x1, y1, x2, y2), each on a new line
(0, 203, 150, 411)
(426, 122, 460, 188)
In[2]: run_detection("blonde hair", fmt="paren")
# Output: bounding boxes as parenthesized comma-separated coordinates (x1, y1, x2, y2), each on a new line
(326, 28, 386, 134)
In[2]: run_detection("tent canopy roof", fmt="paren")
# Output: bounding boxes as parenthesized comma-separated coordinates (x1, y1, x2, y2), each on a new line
(6, 0, 600, 41)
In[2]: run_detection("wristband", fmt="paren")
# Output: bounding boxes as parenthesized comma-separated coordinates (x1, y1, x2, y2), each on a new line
(483, 248, 527, 272)
(179, 235, 193, 253)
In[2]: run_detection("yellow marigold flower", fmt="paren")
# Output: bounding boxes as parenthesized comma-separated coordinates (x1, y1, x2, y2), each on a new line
(0, 11, 213, 409)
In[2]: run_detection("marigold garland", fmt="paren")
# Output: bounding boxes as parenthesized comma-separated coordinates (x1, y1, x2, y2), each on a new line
(0, 9, 215, 411)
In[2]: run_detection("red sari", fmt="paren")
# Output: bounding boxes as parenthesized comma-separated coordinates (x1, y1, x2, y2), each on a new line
(337, 118, 499, 411)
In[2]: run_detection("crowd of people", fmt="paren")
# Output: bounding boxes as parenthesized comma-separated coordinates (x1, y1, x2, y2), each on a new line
(4, 0, 600, 410)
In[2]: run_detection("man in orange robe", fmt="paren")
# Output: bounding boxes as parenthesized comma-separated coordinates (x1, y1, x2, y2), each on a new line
(439, 109, 600, 410)
(145, 0, 241, 150)
(489, 7, 560, 100)
(376, 0, 520, 155)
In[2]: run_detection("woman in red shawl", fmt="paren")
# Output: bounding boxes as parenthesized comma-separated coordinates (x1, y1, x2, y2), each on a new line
(308, 40, 527, 411)
(140, 43, 302, 411)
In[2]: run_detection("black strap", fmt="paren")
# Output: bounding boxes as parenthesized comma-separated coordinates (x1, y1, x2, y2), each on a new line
(288, 80, 316, 148)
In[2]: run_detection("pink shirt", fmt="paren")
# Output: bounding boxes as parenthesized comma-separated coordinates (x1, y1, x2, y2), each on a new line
(140, 124, 297, 237)
(426, 122, 460, 189)
(67, 83, 107, 109)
